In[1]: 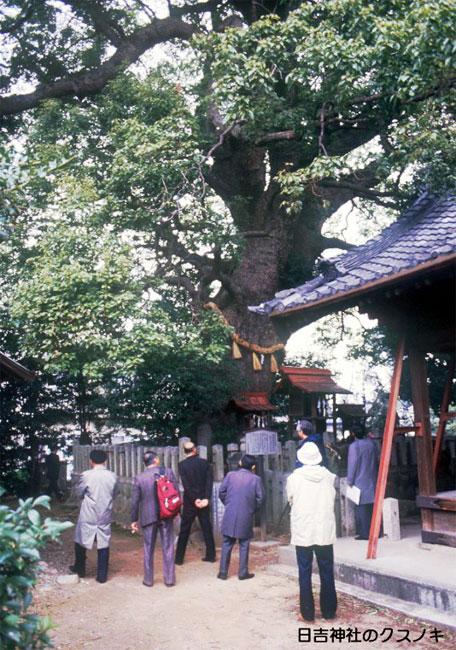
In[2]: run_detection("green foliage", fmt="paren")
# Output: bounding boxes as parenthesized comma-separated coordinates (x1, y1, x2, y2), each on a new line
(0, 490, 72, 649)
(10, 223, 142, 377)
(105, 310, 243, 439)
(202, 0, 455, 207)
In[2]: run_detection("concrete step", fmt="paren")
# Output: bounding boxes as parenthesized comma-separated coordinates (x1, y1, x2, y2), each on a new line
(267, 563, 456, 632)
(278, 544, 456, 622)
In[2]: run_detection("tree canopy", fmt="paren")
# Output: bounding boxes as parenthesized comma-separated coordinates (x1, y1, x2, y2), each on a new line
(1, 1, 454, 458)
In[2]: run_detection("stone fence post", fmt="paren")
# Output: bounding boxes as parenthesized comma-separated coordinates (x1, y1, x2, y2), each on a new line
(212, 444, 224, 482)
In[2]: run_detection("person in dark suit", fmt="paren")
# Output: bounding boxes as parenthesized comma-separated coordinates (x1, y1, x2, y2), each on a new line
(347, 424, 379, 540)
(45, 445, 63, 499)
(175, 441, 216, 565)
(217, 454, 264, 580)
(131, 451, 178, 587)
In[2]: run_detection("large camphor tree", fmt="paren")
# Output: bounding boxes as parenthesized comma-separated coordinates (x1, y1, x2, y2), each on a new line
(1, 0, 455, 437)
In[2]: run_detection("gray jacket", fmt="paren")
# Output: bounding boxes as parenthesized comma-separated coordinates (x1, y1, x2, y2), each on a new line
(347, 438, 379, 504)
(131, 466, 179, 527)
(74, 466, 118, 550)
(219, 468, 264, 540)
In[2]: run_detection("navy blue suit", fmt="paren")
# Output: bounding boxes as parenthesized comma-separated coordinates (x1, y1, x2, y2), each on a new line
(347, 437, 379, 539)
(218, 468, 264, 577)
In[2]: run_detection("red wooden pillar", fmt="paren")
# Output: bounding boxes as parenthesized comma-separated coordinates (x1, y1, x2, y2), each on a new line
(433, 356, 455, 475)
(409, 348, 436, 534)
(367, 337, 405, 560)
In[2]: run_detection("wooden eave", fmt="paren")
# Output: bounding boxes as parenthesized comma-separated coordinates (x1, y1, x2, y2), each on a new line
(0, 352, 35, 381)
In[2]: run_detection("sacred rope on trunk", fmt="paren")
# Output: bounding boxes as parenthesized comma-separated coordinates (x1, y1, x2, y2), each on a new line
(204, 302, 284, 373)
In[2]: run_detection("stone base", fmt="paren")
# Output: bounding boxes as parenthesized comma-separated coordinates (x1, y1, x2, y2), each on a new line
(277, 539, 456, 617)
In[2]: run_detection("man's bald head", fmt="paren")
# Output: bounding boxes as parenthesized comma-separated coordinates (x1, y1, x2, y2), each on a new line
(183, 441, 196, 455)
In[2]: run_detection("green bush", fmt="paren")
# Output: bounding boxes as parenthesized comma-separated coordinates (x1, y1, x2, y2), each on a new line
(0, 489, 72, 649)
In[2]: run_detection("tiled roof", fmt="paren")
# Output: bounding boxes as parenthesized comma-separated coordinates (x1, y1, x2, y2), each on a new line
(280, 366, 351, 394)
(250, 193, 456, 317)
(233, 392, 277, 412)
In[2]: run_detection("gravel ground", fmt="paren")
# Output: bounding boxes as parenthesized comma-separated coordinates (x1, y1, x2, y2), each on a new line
(31, 503, 456, 650)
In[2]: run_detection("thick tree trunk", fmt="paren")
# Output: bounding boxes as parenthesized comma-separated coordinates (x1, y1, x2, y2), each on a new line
(205, 133, 358, 405)
(219, 231, 285, 394)
(216, 218, 329, 394)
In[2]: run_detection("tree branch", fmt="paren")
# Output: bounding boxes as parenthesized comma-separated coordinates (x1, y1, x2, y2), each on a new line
(64, 1, 126, 46)
(0, 17, 194, 116)
(321, 236, 355, 251)
(202, 119, 246, 162)
(169, 0, 224, 17)
(318, 179, 399, 200)
(255, 130, 296, 145)
(254, 79, 456, 148)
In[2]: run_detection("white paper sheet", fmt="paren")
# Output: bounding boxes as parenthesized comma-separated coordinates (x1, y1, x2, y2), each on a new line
(346, 484, 361, 505)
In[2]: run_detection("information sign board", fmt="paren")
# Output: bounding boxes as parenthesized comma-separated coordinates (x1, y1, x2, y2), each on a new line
(245, 429, 278, 456)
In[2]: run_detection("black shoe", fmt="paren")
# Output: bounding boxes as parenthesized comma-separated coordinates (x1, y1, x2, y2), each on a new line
(217, 573, 228, 580)
(69, 565, 85, 578)
(165, 583, 175, 587)
(323, 614, 336, 620)
(175, 559, 184, 566)
(301, 615, 315, 623)
(238, 573, 255, 580)
(202, 557, 216, 563)
(142, 581, 153, 587)
(354, 535, 368, 540)
(96, 578, 107, 584)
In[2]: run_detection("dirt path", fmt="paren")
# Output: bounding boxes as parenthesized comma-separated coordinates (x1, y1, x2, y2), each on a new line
(33, 505, 456, 650)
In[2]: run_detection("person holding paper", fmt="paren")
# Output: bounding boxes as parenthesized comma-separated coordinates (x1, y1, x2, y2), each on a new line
(347, 424, 379, 540)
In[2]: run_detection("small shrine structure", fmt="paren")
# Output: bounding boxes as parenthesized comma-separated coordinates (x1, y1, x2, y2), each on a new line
(229, 391, 277, 433)
(278, 366, 351, 436)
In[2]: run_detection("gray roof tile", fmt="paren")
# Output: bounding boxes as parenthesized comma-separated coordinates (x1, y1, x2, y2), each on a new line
(250, 193, 456, 316)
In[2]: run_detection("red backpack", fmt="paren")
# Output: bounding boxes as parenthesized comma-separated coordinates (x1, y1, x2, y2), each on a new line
(155, 468, 182, 519)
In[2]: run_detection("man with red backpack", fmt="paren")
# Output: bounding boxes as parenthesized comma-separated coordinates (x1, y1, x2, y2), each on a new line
(131, 451, 180, 587)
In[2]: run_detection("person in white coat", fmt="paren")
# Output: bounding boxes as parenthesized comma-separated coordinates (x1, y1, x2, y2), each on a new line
(287, 442, 337, 622)
(70, 449, 118, 583)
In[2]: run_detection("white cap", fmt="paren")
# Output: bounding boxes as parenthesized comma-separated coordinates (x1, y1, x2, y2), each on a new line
(297, 441, 322, 466)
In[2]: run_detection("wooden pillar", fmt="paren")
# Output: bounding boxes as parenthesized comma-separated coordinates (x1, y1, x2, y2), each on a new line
(367, 337, 405, 560)
(433, 355, 455, 474)
(409, 347, 436, 534)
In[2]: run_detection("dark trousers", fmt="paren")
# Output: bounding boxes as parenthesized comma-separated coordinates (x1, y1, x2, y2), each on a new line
(355, 503, 374, 539)
(175, 504, 215, 563)
(295, 545, 337, 621)
(47, 477, 62, 498)
(219, 536, 250, 577)
(73, 542, 109, 583)
(142, 520, 175, 586)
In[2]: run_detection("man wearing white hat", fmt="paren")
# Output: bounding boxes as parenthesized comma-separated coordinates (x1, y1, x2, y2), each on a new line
(287, 442, 337, 622)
